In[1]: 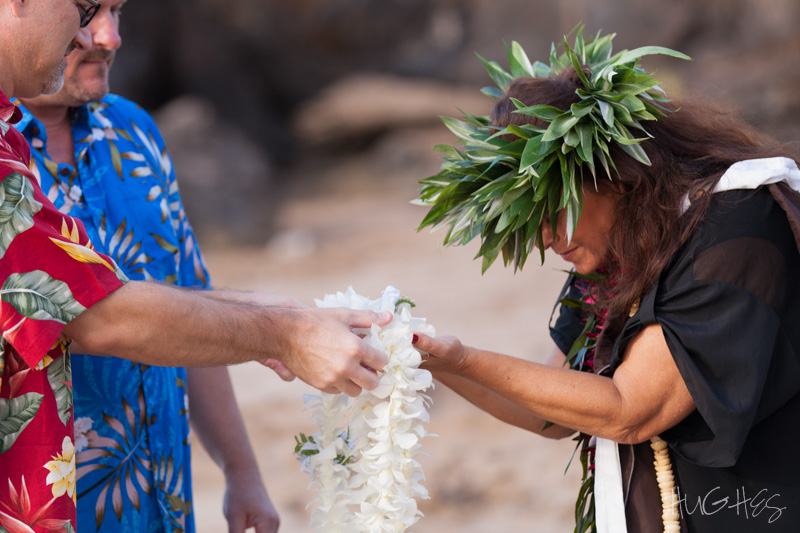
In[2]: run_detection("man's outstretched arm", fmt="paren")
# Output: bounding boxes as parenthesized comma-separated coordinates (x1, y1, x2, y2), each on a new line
(63, 280, 390, 396)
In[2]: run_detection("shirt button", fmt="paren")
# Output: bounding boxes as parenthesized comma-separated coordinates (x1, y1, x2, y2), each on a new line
(31, 126, 40, 136)
(59, 167, 70, 176)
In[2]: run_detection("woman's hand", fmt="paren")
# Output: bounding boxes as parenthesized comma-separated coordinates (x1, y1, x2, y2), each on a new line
(413, 333, 470, 374)
(259, 358, 296, 381)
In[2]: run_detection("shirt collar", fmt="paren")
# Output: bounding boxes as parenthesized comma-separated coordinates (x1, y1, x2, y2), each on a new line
(15, 102, 48, 148)
(15, 101, 95, 148)
(0, 88, 23, 124)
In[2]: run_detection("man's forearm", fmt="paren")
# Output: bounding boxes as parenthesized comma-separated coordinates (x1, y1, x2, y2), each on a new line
(198, 289, 304, 309)
(63, 280, 392, 395)
(63, 281, 294, 367)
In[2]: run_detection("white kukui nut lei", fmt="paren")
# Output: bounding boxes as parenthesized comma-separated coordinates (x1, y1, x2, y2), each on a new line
(650, 435, 681, 533)
(295, 286, 435, 533)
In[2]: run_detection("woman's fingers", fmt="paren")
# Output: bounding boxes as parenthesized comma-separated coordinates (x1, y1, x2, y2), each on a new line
(415, 334, 468, 373)
(259, 359, 296, 381)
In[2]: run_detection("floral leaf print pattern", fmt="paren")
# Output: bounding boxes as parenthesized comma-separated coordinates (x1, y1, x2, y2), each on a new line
(153, 452, 190, 533)
(0, 271, 86, 324)
(0, 172, 43, 260)
(96, 215, 153, 279)
(0, 393, 43, 454)
(49, 218, 117, 273)
(129, 122, 172, 224)
(46, 352, 72, 426)
(76, 388, 152, 531)
(0, 475, 72, 532)
(128, 120, 172, 179)
(44, 437, 77, 505)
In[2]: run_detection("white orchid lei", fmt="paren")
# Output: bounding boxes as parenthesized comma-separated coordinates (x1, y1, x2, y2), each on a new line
(295, 286, 435, 533)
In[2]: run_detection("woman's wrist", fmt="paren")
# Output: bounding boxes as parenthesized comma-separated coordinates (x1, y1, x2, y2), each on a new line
(455, 345, 474, 376)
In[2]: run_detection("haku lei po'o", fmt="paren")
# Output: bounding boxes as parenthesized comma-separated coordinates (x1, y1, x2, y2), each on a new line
(295, 286, 435, 533)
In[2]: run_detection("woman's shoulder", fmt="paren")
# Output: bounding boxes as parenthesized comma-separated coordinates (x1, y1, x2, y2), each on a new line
(661, 186, 799, 312)
(682, 187, 796, 263)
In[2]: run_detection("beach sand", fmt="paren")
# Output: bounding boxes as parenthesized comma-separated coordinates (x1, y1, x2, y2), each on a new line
(190, 128, 581, 532)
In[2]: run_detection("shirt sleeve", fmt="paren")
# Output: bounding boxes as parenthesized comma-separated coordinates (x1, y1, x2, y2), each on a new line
(0, 169, 128, 368)
(549, 274, 590, 355)
(630, 189, 800, 467)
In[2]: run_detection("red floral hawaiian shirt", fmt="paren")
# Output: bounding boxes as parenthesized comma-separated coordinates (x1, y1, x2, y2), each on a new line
(0, 89, 127, 532)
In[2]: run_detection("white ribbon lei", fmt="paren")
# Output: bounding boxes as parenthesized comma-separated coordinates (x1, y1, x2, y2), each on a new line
(297, 286, 435, 533)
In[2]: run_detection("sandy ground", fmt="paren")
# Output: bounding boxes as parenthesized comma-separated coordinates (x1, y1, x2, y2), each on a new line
(189, 128, 581, 532)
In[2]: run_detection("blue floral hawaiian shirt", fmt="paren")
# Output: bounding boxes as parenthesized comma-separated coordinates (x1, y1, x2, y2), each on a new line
(16, 95, 210, 533)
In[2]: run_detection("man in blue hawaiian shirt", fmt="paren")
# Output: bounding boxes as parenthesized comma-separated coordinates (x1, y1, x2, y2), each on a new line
(16, 1, 279, 531)
(1, 2, 391, 531)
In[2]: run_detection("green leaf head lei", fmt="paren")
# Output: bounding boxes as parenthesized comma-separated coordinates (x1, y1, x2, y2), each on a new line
(416, 26, 691, 273)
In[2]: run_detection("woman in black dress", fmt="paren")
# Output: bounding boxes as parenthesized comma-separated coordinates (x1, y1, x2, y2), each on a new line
(415, 29, 800, 533)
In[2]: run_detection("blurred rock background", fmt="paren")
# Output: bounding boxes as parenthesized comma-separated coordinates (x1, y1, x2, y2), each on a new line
(112, 0, 800, 246)
(107, 2, 800, 531)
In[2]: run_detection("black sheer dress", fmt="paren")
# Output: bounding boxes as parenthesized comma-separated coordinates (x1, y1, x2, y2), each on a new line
(551, 185, 800, 532)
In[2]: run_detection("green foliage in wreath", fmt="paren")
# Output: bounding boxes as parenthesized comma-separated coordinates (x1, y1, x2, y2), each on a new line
(416, 26, 690, 272)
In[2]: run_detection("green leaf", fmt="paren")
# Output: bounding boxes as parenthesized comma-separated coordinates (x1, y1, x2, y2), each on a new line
(520, 137, 545, 171)
(48, 352, 72, 426)
(617, 140, 652, 165)
(542, 114, 579, 142)
(566, 41, 590, 88)
(480, 86, 504, 99)
(597, 100, 614, 127)
(440, 117, 497, 148)
(0, 172, 43, 261)
(1, 270, 87, 324)
(433, 144, 463, 158)
(0, 392, 44, 454)
(607, 100, 633, 123)
(513, 103, 563, 122)
(507, 41, 534, 78)
(505, 124, 534, 140)
(570, 101, 595, 119)
(564, 129, 580, 148)
(531, 60, 551, 78)
(621, 94, 646, 114)
(613, 46, 692, 66)
(577, 124, 593, 163)
(476, 53, 514, 91)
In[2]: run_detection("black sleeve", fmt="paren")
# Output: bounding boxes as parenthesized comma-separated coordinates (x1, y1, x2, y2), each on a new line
(548, 274, 590, 355)
(624, 189, 800, 467)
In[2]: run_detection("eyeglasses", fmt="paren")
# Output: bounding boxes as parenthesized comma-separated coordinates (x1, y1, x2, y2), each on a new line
(78, 0, 101, 28)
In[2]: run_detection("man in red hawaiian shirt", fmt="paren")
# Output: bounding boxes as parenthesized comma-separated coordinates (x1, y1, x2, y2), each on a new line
(0, 1, 389, 530)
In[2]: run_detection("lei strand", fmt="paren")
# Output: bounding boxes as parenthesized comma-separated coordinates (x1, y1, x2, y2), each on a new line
(650, 436, 680, 533)
(558, 273, 607, 533)
(565, 276, 679, 533)
(295, 286, 435, 533)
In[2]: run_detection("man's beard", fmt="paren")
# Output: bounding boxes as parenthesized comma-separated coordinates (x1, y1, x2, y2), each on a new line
(60, 51, 116, 105)
(41, 58, 67, 96)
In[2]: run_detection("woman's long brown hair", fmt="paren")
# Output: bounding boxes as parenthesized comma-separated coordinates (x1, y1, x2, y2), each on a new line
(493, 71, 798, 317)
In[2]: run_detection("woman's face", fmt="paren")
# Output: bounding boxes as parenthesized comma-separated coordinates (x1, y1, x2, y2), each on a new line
(540, 186, 617, 274)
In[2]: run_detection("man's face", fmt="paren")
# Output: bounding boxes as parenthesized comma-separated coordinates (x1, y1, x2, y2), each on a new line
(44, 0, 126, 106)
(13, 0, 93, 98)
